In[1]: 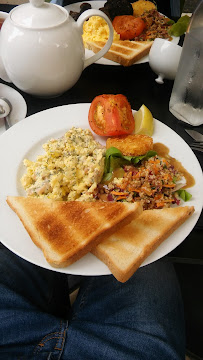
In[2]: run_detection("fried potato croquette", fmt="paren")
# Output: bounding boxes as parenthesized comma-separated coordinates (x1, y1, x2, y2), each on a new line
(132, 0, 157, 17)
(106, 134, 153, 156)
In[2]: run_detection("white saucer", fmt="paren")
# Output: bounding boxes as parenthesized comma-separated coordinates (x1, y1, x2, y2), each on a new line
(0, 84, 27, 135)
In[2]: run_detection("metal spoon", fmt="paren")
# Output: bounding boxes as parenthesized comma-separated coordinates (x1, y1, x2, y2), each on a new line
(0, 97, 12, 129)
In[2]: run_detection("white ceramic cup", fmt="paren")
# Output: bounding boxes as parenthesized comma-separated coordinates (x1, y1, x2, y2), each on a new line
(149, 38, 182, 84)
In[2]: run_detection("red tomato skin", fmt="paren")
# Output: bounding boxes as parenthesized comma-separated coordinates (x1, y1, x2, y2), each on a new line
(113, 15, 146, 40)
(88, 94, 135, 137)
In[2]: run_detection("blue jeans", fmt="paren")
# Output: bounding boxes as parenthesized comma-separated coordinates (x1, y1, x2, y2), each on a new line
(0, 245, 185, 360)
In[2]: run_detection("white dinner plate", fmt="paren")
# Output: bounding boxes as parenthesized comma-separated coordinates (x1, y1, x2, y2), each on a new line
(65, 1, 180, 65)
(0, 103, 202, 276)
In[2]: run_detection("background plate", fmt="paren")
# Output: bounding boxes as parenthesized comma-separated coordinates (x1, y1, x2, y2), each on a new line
(65, 1, 180, 65)
(0, 84, 27, 135)
(0, 103, 202, 276)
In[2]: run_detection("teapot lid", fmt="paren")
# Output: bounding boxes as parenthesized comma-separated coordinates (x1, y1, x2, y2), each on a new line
(10, 0, 68, 29)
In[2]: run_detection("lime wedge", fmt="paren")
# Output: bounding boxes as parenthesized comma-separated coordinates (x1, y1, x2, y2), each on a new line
(134, 104, 154, 136)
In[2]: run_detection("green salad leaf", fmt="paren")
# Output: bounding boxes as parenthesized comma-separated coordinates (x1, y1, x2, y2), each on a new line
(177, 189, 192, 202)
(122, 150, 157, 165)
(103, 147, 157, 182)
(168, 15, 190, 37)
(167, 19, 175, 25)
(104, 147, 124, 175)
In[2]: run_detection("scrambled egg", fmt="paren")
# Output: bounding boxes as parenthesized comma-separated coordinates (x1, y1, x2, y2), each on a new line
(82, 16, 120, 44)
(21, 128, 106, 201)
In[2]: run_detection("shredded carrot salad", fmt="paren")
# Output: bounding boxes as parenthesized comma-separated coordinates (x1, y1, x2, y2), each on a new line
(96, 155, 183, 210)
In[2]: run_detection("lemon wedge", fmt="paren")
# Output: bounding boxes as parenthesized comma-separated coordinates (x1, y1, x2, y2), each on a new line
(134, 104, 154, 136)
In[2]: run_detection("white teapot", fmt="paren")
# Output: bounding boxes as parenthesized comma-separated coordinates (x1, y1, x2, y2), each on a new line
(0, 0, 114, 97)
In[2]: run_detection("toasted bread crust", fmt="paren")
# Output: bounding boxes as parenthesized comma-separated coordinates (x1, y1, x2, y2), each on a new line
(106, 134, 153, 156)
(6, 196, 142, 268)
(92, 206, 195, 282)
(85, 40, 153, 66)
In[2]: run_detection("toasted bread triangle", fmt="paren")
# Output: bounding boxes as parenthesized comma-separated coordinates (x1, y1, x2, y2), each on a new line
(6, 196, 142, 267)
(85, 40, 153, 66)
(92, 206, 195, 282)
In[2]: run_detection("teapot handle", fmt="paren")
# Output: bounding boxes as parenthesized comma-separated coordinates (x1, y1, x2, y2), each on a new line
(77, 9, 114, 69)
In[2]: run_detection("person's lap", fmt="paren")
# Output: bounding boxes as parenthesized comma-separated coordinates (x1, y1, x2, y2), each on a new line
(0, 245, 185, 360)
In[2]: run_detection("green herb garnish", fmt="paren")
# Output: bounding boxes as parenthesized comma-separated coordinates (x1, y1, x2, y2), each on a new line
(177, 189, 192, 202)
(173, 176, 177, 183)
(168, 15, 190, 37)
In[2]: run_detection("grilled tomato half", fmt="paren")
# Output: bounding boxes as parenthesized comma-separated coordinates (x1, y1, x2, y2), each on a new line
(112, 15, 146, 40)
(88, 94, 135, 136)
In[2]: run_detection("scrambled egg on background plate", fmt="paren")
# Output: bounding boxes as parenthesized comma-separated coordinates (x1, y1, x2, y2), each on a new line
(21, 128, 105, 201)
(82, 16, 120, 44)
